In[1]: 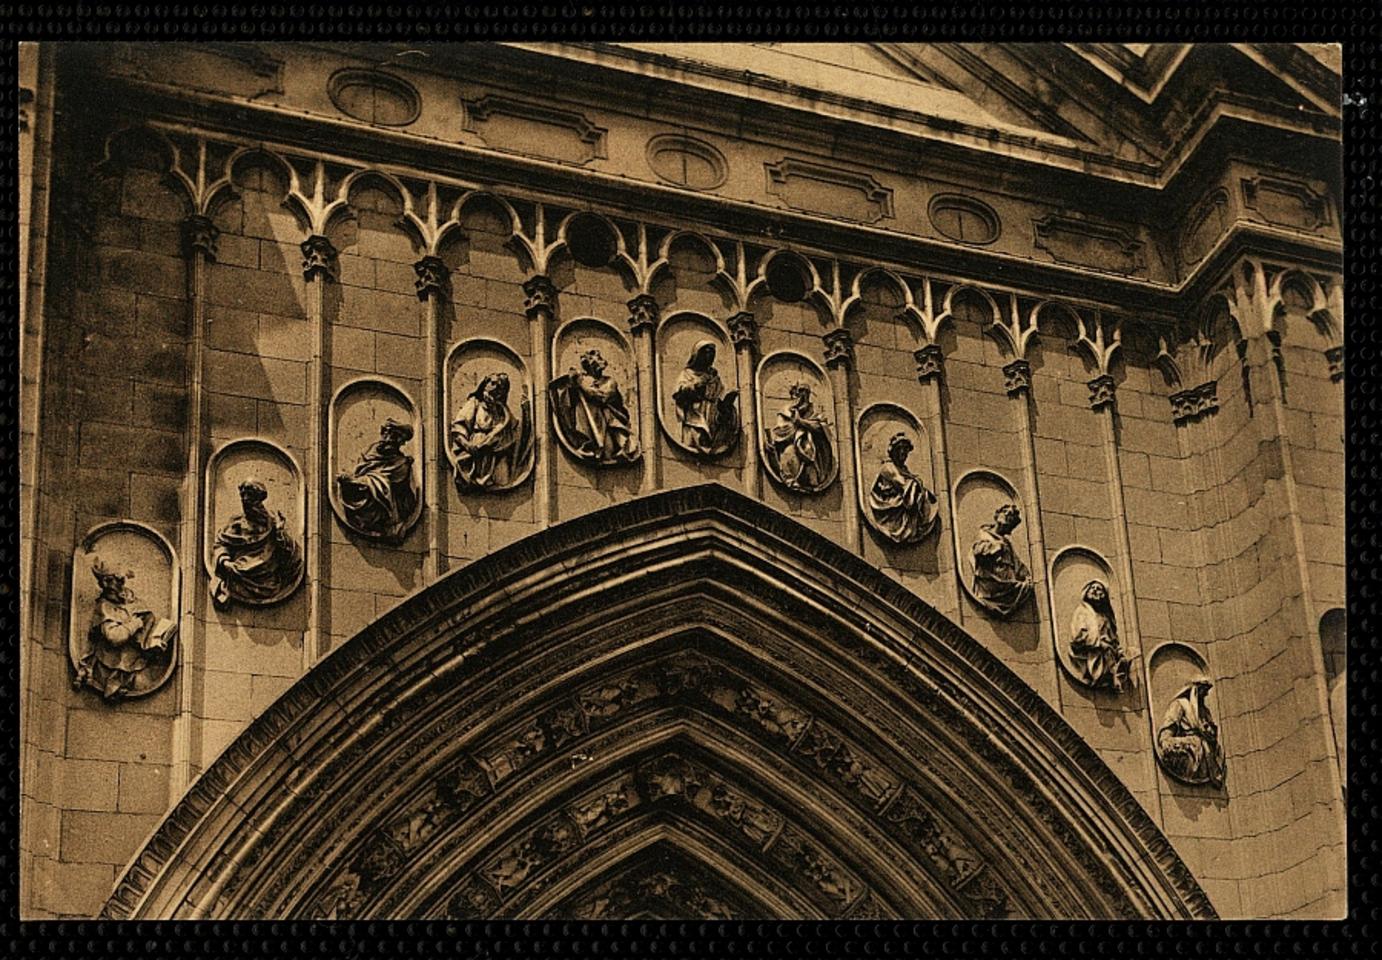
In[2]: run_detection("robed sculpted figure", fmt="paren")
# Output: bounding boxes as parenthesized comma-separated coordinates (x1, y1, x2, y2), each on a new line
(867, 432, 938, 544)
(1068, 580, 1133, 691)
(335, 417, 420, 540)
(210, 478, 304, 608)
(672, 339, 739, 457)
(968, 503, 1034, 617)
(763, 382, 835, 493)
(449, 372, 533, 491)
(1156, 679, 1227, 786)
(74, 557, 177, 700)
(549, 348, 640, 465)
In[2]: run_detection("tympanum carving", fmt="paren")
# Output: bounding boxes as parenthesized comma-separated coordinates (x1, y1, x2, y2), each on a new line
(204, 440, 305, 609)
(757, 352, 837, 495)
(1155, 680, 1226, 788)
(69, 522, 180, 701)
(550, 319, 641, 466)
(445, 339, 536, 493)
(330, 378, 422, 541)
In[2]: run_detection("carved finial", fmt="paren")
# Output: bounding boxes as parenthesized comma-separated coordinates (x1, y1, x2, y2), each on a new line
(1087, 374, 1116, 411)
(914, 344, 944, 382)
(726, 312, 758, 351)
(300, 235, 337, 282)
(626, 294, 659, 334)
(1002, 359, 1031, 397)
(822, 328, 854, 368)
(182, 215, 219, 261)
(413, 256, 449, 301)
(522, 275, 557, 320)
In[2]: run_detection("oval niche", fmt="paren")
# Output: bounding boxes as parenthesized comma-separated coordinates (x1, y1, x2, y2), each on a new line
(951, 470, 1035, 618)
(855, 402, 938, 545)
(1048, 546, 1138, 694)
(327, 68, 421, 127)
(1148, 643, 1227, 789)
(655, 312, 741, 460)
(69, 521, 180, 701)
(646, 133, 728, 191)
(755, 350, 838, 495)
(203, 438, 305, 608)
(549, 317, 642, 467)
(445, 338, 536, 493)
(329, 377, 423, 542)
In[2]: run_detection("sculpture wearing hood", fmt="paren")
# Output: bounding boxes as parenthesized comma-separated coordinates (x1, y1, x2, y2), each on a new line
(671, 339, 739, 457)
(1155, 679, 1227, 787)
(1068, 579, 1133, 692)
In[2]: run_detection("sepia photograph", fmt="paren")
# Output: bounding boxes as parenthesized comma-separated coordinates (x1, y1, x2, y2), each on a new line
(16, 38, 1345, 922)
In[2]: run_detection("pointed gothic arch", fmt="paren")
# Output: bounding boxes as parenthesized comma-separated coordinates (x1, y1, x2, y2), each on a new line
(103, 485, 1214, 921)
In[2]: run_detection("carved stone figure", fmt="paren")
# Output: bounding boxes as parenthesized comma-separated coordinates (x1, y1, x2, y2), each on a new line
(449, 372, 533, 490)
(335, 417, 419, 540)
(968, 503, 1034, 617)
(763, 382, 835, 493)
(672, 339, 739, 456)
(1156, 679, 1227, 787)
(210, 478, 304, 608)
(549, 348, 640, 464)
(1068, 580, 1133, 692)
(867, 432, 938, 544)
(74, 557, 178, 701)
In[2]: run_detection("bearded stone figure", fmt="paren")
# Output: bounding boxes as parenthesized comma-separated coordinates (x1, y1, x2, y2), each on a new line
(210, 478, 304, 609)
(867, 432, 938, 544)
(672, 339, 740, 457)
(335, 417, 419, 540)
(75, 557, 177, 701)
(449, 372, 533, 491)
(1156, 679, 1227, 787)
(1068, 580, 1133, 691)
(763, 382, 835, 493)
(968, 503, 1034, 617)
(549, 348, 640, 465)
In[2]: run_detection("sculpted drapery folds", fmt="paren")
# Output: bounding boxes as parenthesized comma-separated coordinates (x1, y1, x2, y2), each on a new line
(210, 479, 304, 609)
(335, 418, 420, 540)
(1068, 580, 1133, 692)
(74, 558, 177, 701)
(968, 503, 1034, 617)
(867, 432, 938, 544)
(449, 372, 533, 491)
(764, 382, 835, 494)
(1156, 680, 1227, 787)
(672, 339, 740, 457)
(549, 348, 641, 465)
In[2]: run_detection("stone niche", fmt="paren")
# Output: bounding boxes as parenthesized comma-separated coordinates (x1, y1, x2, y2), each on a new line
(329, 377, 424, 541)
(855, 402, 938, 545)
(655, 311, 740, 461)
(756, 350, 839, 495)
(951, 470, 1034, 616)
(1047, 546, 1138, 696)
(203, 438, 305, 607)
(445, 337, 536, 493)
(1148, 642, 1226, 789)
(68, 521, 180, 701)
(550, 317, 642, 467)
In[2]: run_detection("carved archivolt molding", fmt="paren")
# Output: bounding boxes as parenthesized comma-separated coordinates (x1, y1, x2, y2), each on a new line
(104, 485, 1215, 921)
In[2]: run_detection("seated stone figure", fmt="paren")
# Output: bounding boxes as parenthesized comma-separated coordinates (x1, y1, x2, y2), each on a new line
(968, 503, 1034, 617)
(672, 339, 739, 457)
(75, 557, 177, 701)
(763, 382, 834, 494)
(549, 348, 640, 465)
(449, 372, 532, 491)
(1068, 579, 1132, 691)
(335, 417, 419, 540)
(867, 432, 938, 544)
(211, 478, 304, 608)
(1156, 679, 1227, 787)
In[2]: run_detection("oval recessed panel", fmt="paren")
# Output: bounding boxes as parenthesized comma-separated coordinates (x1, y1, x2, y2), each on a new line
(328, 69, 421, 127)
(928, 194, 1001, 245)
(646, 134, 728, 191)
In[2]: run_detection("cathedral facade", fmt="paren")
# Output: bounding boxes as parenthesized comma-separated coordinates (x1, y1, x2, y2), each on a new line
(17, 41, 1345, 919)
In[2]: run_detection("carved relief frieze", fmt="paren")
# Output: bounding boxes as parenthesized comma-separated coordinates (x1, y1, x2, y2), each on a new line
(329, 378, 423, 542)
(555, 857, 744, 920)
(655, 313, 741, 460)
(765, 157, 894, 224)
(463, 95, 608, 166)
(756, 351, 838, 495)
(549, 317, 642, 466)
(1033, 214, 1147, 276)
(203, 439, 305, 609)
(445, 338, 536, 493)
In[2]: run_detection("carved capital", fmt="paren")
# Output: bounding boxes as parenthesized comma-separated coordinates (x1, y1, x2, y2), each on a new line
(413, 256, 449, 301)
(1087, 374, 1116, 411)
(822, 329, 854, 369)
(1169, 380, 1219, 424)
(300, 235, 337, 282)
(522, 275, 557, 320)
(626, 294, 659, 335)
(182, 215, 219, 261)
(1326, 344, 1344, 382)
(1002, 359, 1031, 397)
(726, 312, 758, 351)
(914, 344, 944, 382)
